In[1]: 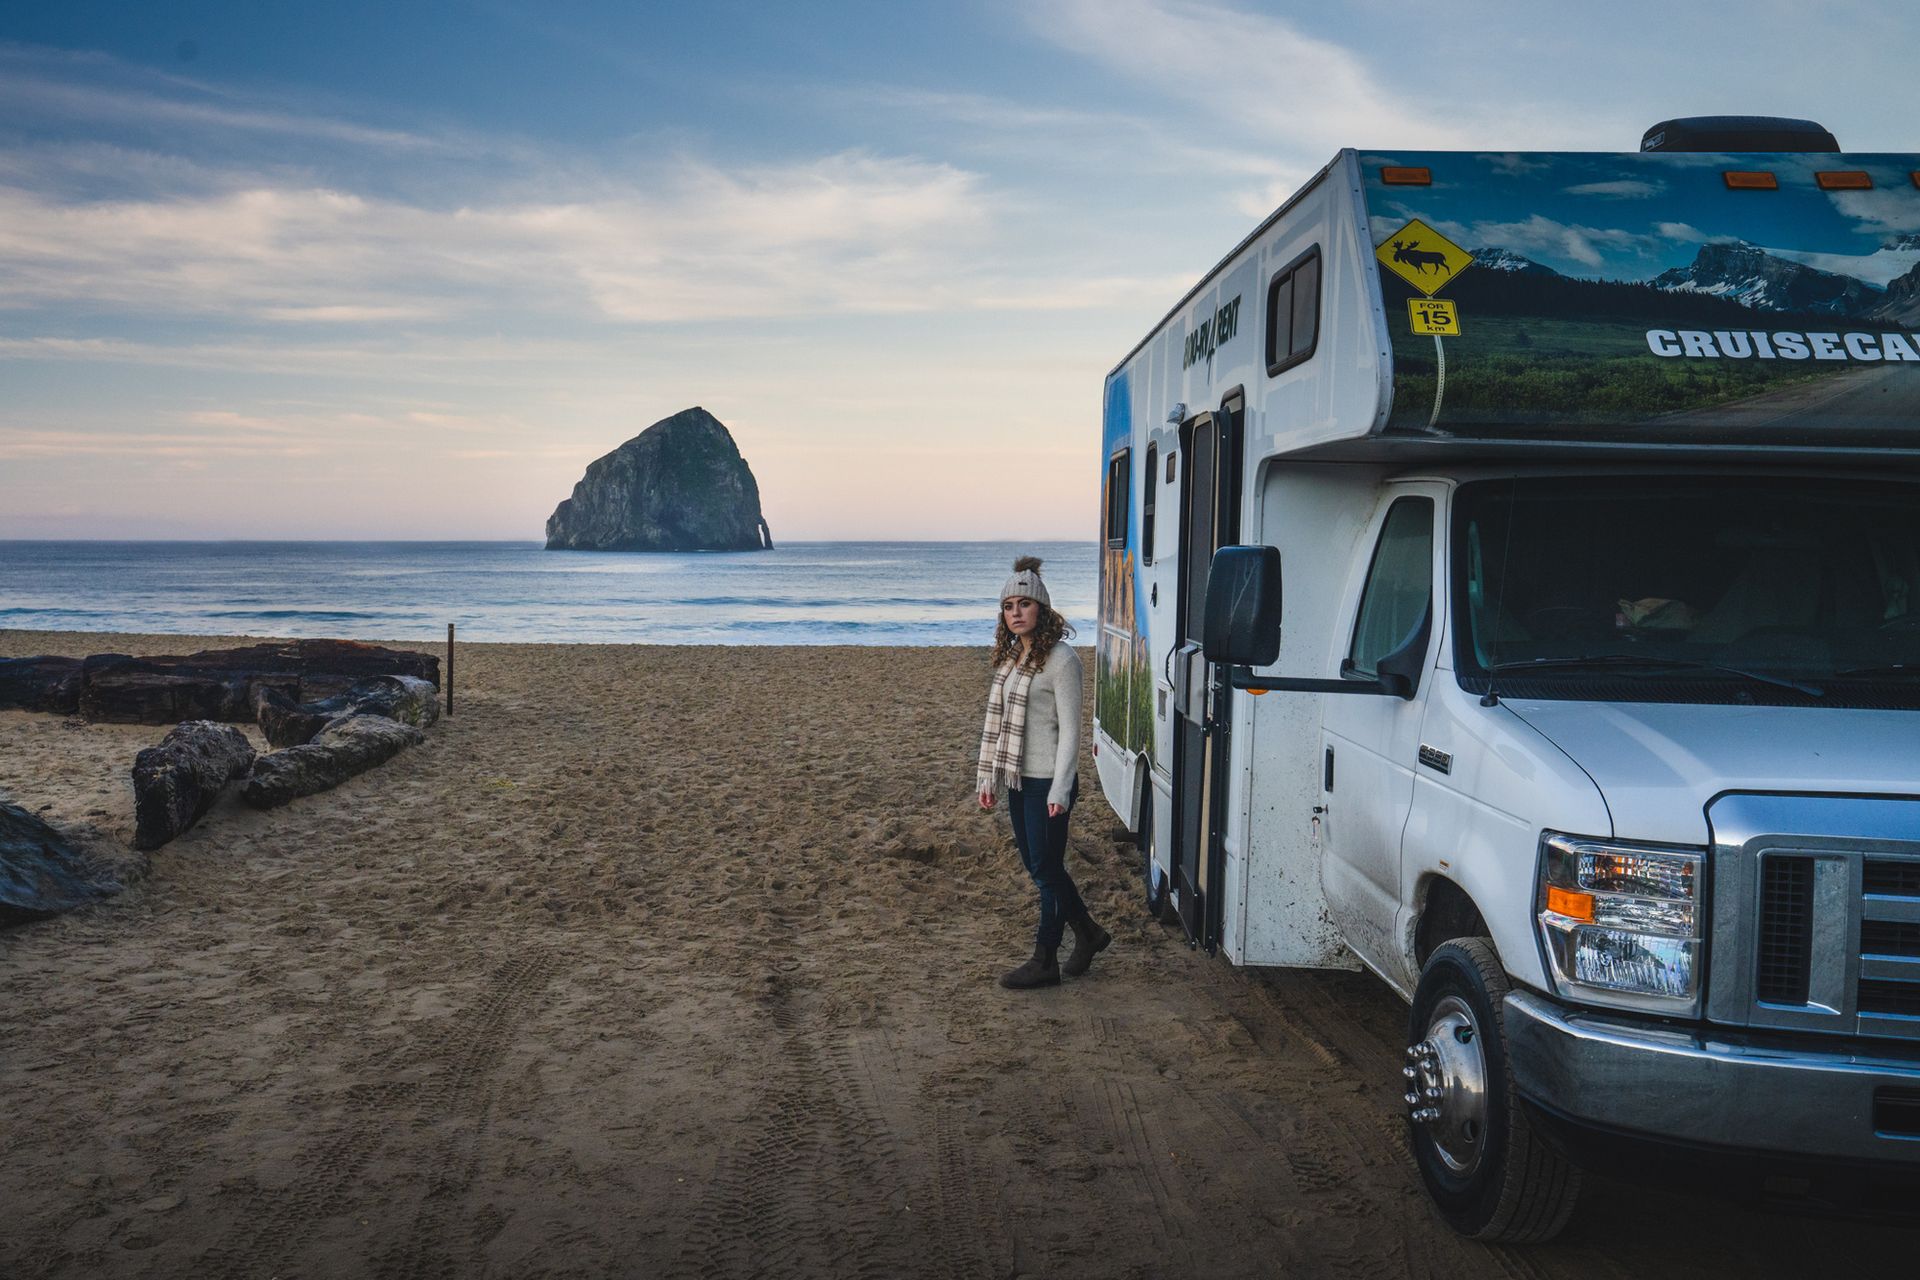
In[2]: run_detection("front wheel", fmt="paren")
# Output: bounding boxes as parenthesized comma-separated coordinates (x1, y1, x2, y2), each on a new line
(1405, 938, 1581, 1243)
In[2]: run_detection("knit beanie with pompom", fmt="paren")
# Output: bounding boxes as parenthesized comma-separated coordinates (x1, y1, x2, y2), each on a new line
(999, 555, 1051, 609)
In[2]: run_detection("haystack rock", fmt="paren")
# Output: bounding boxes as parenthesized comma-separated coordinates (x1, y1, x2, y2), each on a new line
(545, 408, 768, 552)
(545, 407, 774, 552)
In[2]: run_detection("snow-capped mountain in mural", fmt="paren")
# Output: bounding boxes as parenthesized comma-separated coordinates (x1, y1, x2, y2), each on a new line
(1650, 240, 1881, 315)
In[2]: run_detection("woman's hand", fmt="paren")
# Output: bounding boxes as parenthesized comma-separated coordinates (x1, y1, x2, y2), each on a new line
(978, 790, 994, 810)
(1048, 803, 1065, 818)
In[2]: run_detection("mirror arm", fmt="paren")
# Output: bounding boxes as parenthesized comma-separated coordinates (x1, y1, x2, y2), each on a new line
(1225, 667, 1412, 699)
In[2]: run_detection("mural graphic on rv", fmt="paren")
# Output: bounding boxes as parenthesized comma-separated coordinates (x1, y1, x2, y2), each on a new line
(1097, 371, 1152, 760)
(1362, 151, 1920, 445)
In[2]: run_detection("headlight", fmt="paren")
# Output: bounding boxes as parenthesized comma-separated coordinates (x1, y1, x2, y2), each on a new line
(1536, 833, 1705, 1016)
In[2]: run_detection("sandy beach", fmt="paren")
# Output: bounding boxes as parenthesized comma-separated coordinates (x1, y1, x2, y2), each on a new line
(1, 629, 1912, 1279)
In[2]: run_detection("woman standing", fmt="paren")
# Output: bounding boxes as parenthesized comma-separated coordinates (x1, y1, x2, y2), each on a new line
(976, 556, 1110, 989)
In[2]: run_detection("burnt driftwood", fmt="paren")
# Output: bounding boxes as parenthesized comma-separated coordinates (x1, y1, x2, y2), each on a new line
(252, 675, 441, 749)
(130, 721, 257, 851)
(241, 715, 424, 809)
(70, 640, 439, 725)
(0, 801, 122, 918)
(0, 656, 86, 714)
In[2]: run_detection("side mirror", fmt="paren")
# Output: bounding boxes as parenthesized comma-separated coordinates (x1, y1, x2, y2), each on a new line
(1202, 545, 1283, 666)
(1373, 604, 1432, 700)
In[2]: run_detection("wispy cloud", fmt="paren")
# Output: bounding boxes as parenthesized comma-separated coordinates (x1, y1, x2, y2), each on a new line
(1027, 2, 1634, 160)
(1565, 179, 1663, 198)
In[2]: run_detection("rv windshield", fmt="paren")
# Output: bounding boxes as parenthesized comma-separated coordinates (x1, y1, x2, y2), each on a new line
(1454, 475, 1920, 708)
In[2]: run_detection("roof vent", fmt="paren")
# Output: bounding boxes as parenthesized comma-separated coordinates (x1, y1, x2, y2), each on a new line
(1640, 116, 1839, 153)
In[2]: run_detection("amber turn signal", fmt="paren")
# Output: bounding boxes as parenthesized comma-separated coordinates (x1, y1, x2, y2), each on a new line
(1546, 885, 1596, 922)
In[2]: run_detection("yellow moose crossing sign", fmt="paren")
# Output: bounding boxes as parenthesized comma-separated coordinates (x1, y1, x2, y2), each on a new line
(1376, 219, 1473, 296)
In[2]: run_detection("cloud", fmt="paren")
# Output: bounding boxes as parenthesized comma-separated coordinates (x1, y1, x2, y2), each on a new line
(1439, 213, 1655, 269)
(1564, 179, 1663, 198)
(0, 45, 440, 153)
(1656, 221, 1708, 242)
(1026, 0, 1473, 154)
(0, 150, 1009, 325)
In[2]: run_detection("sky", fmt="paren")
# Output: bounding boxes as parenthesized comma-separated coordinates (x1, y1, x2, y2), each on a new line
(1, 0, 1917, 540)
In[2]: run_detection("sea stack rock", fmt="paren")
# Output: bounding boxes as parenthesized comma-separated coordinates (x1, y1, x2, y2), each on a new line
(545, 407, 773, 552)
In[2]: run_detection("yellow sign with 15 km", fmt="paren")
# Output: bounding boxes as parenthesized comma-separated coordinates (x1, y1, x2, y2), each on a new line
(1408, 298, 1460, 336)
(1376, 218, 1473, 296)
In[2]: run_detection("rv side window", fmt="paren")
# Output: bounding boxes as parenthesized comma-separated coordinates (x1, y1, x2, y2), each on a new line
(1265, 246, 1322, 376)
(1348, 497, 1434, 677)
(1141, 445, 1157, 564)
(1105, 450, 1130, 546)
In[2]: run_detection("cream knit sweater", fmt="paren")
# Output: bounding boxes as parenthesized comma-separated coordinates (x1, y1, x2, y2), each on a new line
(1015, 642, 1082, 808)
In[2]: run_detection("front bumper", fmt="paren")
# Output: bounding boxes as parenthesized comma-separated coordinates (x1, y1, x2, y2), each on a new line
(1504, 989, 1920, 1164)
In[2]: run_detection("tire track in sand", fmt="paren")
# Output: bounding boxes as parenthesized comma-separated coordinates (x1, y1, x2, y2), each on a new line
(373, 949, 558, 1280)
(198, 950, 555, 1280)
(677, 974, 906, 1280)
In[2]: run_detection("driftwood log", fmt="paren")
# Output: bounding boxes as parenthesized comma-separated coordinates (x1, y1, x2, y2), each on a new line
(0, 640, 444, 725)
(0, 656, 85, 714)
(241, 715, 424, 809)
(130, 721, 257, 851)
(252, 675, 441, 749)
(0, 801, 122, 917)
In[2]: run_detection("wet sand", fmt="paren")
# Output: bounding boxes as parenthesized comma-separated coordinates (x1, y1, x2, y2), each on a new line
(0, 630, 1911, 1278)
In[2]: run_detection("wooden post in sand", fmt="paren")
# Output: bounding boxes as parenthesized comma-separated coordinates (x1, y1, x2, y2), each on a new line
(446, 623, 455, 716)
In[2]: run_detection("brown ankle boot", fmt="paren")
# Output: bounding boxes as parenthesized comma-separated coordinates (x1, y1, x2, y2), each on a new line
(999, 945, 1060, 989)
(1063, 914, 1111, 977)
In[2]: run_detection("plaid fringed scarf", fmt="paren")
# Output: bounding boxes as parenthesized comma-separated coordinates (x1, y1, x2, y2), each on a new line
(976, 658, 1036, 798)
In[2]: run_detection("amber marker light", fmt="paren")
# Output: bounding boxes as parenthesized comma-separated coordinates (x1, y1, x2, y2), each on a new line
(1816, 170, 1873, 190)
(1380, 166, 1432, 186)
(1912, 171, 1920, 190)
(1723, 170, 1779, 190)
(1546, 885, 1596, 922)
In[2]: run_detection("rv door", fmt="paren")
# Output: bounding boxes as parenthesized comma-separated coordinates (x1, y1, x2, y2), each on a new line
(1170, 397, 1243, 951)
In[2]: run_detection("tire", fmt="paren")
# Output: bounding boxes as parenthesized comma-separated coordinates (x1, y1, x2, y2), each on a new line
(1138, 785, 1178, 924)
(1405, 938, 1581, 1243)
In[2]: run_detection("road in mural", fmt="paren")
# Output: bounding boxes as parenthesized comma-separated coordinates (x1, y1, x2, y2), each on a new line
(1361, 151, 1920, 445)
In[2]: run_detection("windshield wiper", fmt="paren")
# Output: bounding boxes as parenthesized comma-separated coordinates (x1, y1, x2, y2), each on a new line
(1831, 663, 1919, 679)
(1486, 653, 1824, 696)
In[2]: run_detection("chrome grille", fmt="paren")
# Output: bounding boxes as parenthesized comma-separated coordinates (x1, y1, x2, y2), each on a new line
(1706, 794, 1920, 1043)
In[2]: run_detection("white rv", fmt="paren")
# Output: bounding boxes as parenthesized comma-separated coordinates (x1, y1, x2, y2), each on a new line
(1092, 117, 1920, 1241)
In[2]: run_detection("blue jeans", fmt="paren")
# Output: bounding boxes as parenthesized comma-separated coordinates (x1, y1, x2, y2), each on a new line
(1008, 775, 1084, 950)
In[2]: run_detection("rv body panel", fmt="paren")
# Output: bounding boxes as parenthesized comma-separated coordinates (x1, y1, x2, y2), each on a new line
(1097, 136, 1920, 1231)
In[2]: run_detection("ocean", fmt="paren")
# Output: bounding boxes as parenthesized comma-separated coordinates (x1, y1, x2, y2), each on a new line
(0, 541, 1098, 646)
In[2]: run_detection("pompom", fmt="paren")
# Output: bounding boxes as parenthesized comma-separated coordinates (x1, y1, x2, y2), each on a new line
(1013, 555, 1043, 573)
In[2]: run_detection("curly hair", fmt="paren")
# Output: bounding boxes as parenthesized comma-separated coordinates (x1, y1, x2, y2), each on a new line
(990, 556, 1075, 670)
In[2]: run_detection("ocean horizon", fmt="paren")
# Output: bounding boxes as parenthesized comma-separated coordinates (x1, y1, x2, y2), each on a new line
(0, 540, 1098, 646)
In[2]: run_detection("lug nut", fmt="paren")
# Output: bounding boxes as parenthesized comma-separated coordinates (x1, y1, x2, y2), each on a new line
(1404, 1091, 1419, 1107)
(1403, 1065, 1418, 1079)
(1424, 1086, 1443, 1100)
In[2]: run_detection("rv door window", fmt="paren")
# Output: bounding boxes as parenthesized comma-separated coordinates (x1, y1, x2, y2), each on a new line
(1265, 246, 1322, 376)
(1142, 445, 1158, 564)
(1105, 450, 1131, 546)
(1349, 497, 1435, 677)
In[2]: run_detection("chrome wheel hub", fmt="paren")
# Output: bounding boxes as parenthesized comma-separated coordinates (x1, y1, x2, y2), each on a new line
(1404, 995, 1489, 1177)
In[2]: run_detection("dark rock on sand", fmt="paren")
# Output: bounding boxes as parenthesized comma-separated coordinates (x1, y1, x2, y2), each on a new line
(0, 656, 85, 714)
(0, 801, 122, 917)
(77, 641, 438, 726)
(253, 676, 440, 748)
(545, 406, 774, 552)
(131, 721, 257, 851)
(241, 715, 424, 810)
